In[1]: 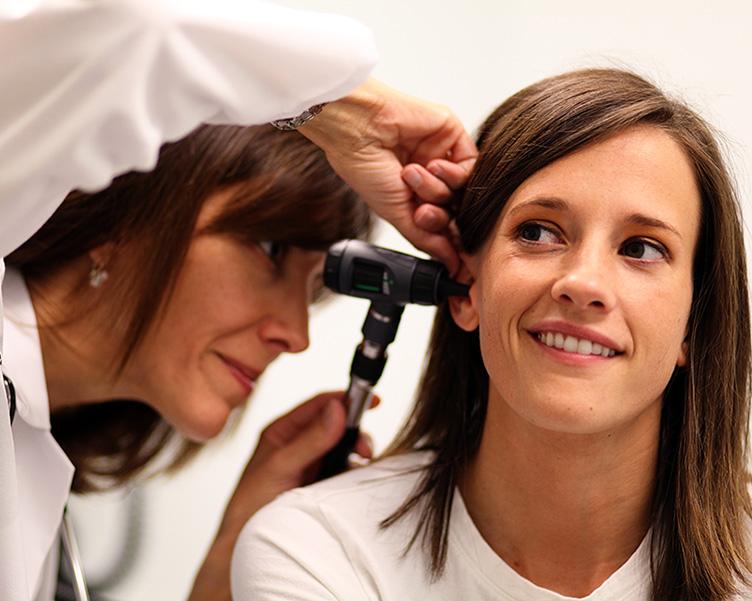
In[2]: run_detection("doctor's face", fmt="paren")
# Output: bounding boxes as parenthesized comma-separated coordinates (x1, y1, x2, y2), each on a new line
(457, 126, 700, 438)
(122, 189, 325, 441)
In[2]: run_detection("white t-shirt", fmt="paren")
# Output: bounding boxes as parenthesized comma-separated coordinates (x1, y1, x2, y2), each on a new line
(232, 452, 655, 601)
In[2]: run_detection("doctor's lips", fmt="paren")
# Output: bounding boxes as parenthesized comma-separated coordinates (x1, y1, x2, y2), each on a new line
(528, 321, 624, 359)
(216, 353, 261, 394)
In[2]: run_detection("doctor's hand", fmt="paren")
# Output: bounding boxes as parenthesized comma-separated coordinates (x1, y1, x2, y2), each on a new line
(300, 78, 476, 275)
(188, 392, 375, 601)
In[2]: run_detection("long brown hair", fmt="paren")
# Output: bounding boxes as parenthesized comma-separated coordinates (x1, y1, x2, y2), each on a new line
(383, 69, 751, 600)
(7, 125, 371, 492)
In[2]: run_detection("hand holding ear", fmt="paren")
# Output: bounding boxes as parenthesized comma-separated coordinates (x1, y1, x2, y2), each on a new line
(300, 78, 476, 275)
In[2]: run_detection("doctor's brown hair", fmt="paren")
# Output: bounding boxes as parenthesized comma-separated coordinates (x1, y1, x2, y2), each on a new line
(382, 69, 751, 600)
(7, 124, 370, 492)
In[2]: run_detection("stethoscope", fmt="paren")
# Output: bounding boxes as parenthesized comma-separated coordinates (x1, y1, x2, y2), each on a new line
(5, 372, 90, 601)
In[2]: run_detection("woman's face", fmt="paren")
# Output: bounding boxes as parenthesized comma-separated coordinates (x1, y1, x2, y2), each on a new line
(457, 126, 700, 436)
(122, 189, 326, 441)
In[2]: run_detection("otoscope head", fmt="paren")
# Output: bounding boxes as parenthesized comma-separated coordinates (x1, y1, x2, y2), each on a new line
(324, 240, 469, 305)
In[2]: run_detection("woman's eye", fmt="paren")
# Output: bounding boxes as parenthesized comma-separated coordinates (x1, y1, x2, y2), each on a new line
(516, 222, 561, 245)
(620, 238, 666, 261)
(258, 241, 285, 263)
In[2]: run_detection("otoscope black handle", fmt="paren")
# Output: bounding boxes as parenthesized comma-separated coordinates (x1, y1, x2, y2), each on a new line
(318, 426, 360, 480)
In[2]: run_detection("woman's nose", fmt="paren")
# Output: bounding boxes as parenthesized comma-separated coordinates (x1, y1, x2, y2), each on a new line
(258, 291, 311, 354)
(550, 252, 617, 312)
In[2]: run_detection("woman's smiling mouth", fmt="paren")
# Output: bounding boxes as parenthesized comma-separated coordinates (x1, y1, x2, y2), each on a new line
(527, 321, 624, 362)
(535, 331, 616, 357)
(216, 352, 261, 397)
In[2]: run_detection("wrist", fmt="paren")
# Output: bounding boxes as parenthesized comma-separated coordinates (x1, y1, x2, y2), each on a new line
(299, 79, 389, 154)
(188, 534, 234, 601)
(270, 102, 328, 131)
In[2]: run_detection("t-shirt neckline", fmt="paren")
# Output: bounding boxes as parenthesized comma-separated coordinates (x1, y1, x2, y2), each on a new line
(448, 487, 650, 600)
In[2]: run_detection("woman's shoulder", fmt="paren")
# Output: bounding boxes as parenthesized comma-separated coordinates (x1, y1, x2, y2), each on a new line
(300, 450, 435, 501)
(231, 451, 434, 601)
(242, 450, 433, 536)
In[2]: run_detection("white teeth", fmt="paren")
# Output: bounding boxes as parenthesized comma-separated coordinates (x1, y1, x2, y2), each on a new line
(563, 336, 578, 352)
(554, 333, 564, 349)
(536, 331, 616, 357)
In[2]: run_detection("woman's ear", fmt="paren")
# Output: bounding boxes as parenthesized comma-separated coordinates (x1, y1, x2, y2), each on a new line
(87, 243, 116, 289)
(676, 340, 688, 367)
(88, 242, 115, 268)
(448, 253, 479, 332)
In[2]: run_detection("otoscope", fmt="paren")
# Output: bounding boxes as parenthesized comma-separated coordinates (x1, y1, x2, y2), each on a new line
(317, 239, 469, 479)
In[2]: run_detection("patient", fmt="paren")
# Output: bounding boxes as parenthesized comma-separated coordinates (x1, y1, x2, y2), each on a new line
(230, 69, 752, 601)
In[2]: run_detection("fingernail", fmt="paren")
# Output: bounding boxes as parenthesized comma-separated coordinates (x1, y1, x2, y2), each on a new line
(403, 168, 422, 188)
(428, 163, 442, 176)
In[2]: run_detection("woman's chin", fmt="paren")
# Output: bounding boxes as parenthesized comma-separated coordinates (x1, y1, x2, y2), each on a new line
(175, 400, 233, 442)
(512, 397, 622, 437)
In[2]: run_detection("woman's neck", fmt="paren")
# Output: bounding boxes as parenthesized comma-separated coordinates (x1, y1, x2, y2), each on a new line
(459, 388, 660, 597)
(26, 264, 131, 413)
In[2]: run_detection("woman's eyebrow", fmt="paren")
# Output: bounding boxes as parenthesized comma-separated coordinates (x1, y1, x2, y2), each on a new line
(507, 197, 568, 217)
(508, 197, 682, 240)
(626, 213, 682, 239)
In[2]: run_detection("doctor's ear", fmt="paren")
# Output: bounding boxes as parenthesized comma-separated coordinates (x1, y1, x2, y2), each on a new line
(448, 253, 479, 332)
(88, 243, 116, 267)
(87, 243, 116, 289)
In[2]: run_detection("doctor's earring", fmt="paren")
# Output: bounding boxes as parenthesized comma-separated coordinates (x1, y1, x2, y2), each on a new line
(89, 264, 109, 288)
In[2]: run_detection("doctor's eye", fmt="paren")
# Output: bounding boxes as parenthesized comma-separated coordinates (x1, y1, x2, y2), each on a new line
(516, 221, 562, 245)
(311, 275, 330, 304)
(619, 238, 667, 262)
(258, 241, 287, 264)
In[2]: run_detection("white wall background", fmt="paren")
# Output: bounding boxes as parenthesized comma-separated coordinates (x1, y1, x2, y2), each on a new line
(68, 1, 752, 599)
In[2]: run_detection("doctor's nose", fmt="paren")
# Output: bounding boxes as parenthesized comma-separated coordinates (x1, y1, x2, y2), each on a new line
(550, 253, 617, 312)
(259, 293, 311, 354)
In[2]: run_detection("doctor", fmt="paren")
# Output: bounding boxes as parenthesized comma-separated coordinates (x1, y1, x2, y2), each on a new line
(0, 1, 475, 600)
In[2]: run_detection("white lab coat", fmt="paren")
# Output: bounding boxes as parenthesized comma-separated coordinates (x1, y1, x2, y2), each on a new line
(0, 1, 377, 599)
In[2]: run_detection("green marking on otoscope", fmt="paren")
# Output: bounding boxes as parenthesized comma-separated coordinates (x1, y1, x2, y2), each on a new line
(355, 283, 381, 292)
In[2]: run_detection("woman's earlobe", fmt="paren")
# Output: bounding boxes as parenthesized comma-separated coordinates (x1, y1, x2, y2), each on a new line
(88, 242, 115, 267)
(87, 243, 116, 289)
(449, 294, 479, 332)
(448, 258, 479, 332)
(676, 341, 689, 367)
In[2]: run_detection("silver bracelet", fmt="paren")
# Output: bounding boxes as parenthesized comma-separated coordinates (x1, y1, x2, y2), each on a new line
(270, 103, 328, 131)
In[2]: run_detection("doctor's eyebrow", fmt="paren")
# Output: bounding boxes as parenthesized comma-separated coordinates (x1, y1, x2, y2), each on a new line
(506, 197, 682, 239)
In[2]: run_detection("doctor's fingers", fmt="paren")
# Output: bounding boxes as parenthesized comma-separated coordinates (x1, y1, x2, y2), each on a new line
(427, 157, 476, 190)
(403, 157, 475, 204)
(354, 431, 374, 460)
(258, 391, 380, 451)
(391, 214, 460, 275)
(414, 204, 452, 234)
(257, 393, 380, 466)
(408, 117, 478, 174)
(259, 391, 344, 450)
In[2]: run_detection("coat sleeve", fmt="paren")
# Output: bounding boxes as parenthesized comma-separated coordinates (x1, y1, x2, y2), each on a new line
(0, 0, 377, 257)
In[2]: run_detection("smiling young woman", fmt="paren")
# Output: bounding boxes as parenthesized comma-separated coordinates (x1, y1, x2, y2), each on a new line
(232, 70, 751, 601)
